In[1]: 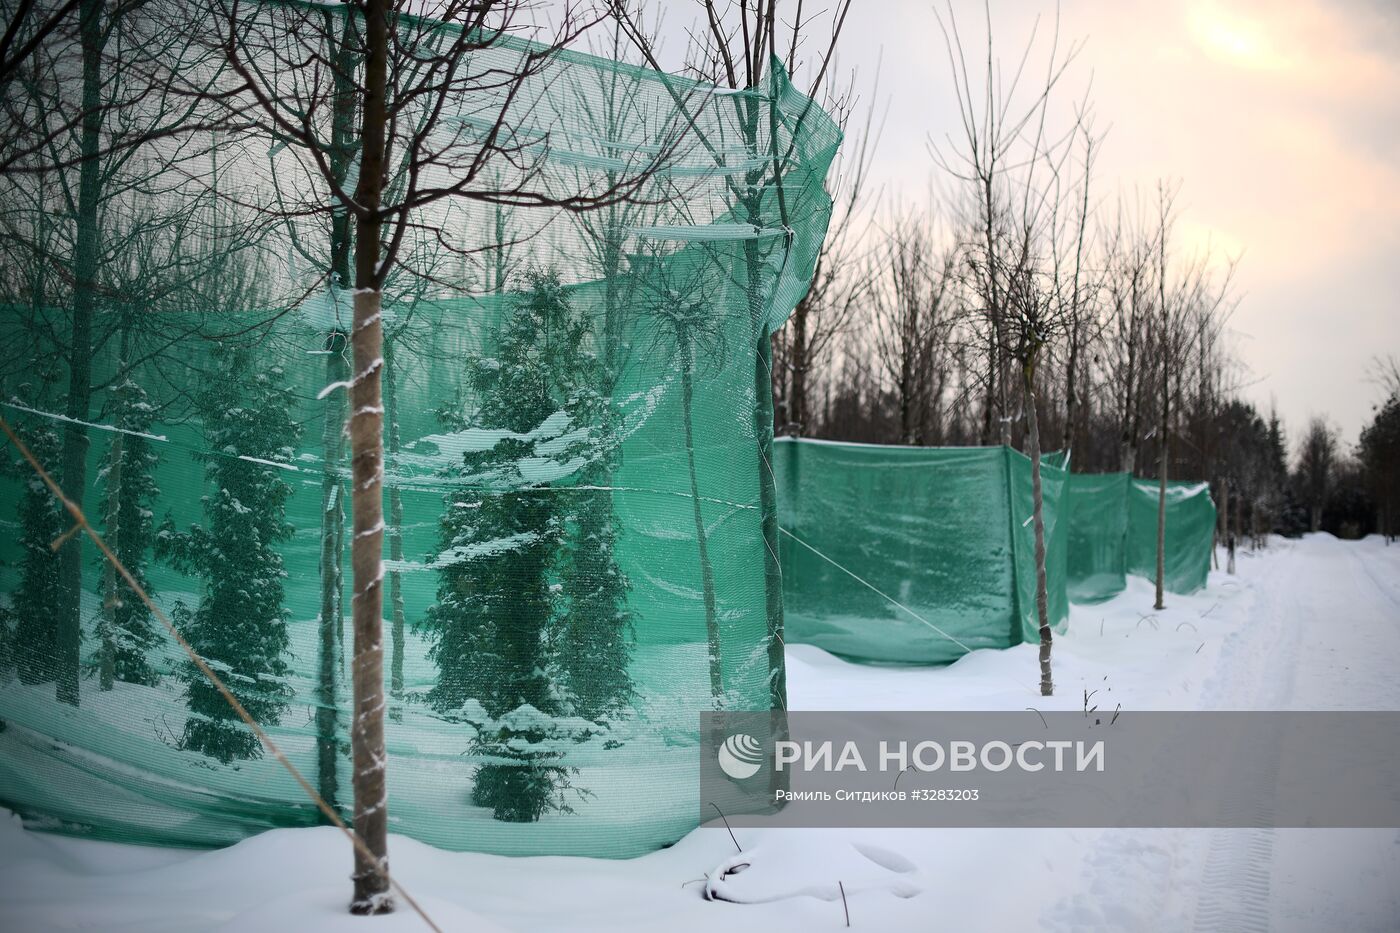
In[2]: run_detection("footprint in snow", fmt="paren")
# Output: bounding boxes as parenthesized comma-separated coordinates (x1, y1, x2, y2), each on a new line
(703, 836, 923, 904)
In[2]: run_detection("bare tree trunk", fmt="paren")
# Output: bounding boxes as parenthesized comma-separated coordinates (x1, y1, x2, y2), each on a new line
(998, 364, 1013, 448)
(680, 334, 722, 704)
(348, 0, 390, 914)
(55, 0, 106, 708)
(1022, 364, 1053, 697)
(317, 331, 347, 812)
(1219, 479, 1230, 573)
(1154, 389, 1170, 611)
(742, 161, 784, 712)
(1062, 329, 1079, 455)
(756, 332, 786, 712)
(97, 431, 122, 690)
(315, 2, 357, 809)
(790, 299, 808, 435)
(384, 339, 405, 723)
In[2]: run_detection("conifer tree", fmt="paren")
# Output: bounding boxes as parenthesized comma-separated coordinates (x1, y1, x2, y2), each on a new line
(10, 423, 65, 685)
(157, 345, 300, 764)
(95, 375, 161, 688)
(424, 271, 604, 821)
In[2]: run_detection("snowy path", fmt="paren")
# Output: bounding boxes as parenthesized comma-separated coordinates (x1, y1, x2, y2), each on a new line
(1049, 534, 1400, 933)
(1, 535, 1397, 931)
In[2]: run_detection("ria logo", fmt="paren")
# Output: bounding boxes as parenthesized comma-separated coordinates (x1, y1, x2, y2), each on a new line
(718, 733, 764, 779)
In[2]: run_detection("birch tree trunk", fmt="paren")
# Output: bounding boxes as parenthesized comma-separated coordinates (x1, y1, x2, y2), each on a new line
(348, 0, 390, 914)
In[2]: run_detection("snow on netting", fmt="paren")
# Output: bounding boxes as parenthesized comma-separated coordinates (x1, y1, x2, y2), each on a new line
(775, 440, 1215, 664)
(0, 5, 840, 856)
(1123, 478, 1216, 596)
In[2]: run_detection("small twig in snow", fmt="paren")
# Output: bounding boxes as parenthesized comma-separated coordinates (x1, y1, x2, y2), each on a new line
(839, 880, 850, 927)
(710, 802, 742, 853)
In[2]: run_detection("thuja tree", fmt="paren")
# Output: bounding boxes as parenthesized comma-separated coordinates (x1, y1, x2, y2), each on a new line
(425, 271, 605, 821)
(9, 422, 65, 685)
(94, 375, 161, 689)
(156, 345, 300, 764)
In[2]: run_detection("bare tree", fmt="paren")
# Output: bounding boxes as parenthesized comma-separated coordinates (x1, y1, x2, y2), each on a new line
(611, 0, 854, 715)
(1056, 120, 1102, 456)
(868, 214, 957, 445)
(932, 0, 1083, 449)
(0, 0, 238, 706)
(774, 72, 881, 437)
(1141, 183, 1236, 609)
(196, 0, 676, 912)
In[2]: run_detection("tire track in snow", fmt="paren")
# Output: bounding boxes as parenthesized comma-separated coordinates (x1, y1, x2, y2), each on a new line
(1190, 541, 1302, 933)
(1041, 551, 1274, 933)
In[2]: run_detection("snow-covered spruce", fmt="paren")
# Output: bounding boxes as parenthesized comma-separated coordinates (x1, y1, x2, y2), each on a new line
(422, 271, 633, 821)
(94, 376, 161, 689)
(7, 421, 65, 685)
(155, 346, 301, 764)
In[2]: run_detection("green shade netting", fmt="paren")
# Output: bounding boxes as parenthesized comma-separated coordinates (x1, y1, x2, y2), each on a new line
(1065, 473, 1131, 604)
(1063, 473, 1216, 602)
(1125, 478, 1216, 596)
(0, 5, 840, 858)
(774, 439, 1069, 665)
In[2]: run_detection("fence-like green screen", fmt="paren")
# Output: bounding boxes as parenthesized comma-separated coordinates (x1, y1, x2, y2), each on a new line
(777, 443, 1216, 665)
(774, 439, 1070, 665)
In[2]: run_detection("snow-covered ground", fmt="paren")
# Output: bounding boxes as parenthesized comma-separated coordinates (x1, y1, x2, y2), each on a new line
(3, 533, 1398, 932)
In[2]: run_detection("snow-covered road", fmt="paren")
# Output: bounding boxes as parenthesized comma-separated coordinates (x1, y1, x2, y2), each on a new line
(1, 534, 1397, 931)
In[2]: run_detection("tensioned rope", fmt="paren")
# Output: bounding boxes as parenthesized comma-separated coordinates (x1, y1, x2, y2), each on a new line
(776, 525, 981, 658)
(755, 345, 1020, 671)
(0, 413, 443, 933)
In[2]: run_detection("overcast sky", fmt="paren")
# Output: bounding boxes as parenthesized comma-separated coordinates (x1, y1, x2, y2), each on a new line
(639, 0, 1400, 448)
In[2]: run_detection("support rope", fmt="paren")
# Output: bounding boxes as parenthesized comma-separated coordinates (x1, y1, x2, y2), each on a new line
(0, 413, 443, 933)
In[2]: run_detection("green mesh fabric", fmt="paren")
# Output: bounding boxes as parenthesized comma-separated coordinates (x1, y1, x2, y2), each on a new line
(0, 8, 840, 857)
(1065, 473, 1216, 602)
(774, 439, 1069, 665)
(1125, 479, 1216, 596)
(776, 441, 1217, 665)
(1065, 473, 1131, 604)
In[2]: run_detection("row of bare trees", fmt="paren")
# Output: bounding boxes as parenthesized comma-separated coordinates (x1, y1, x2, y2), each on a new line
(768, 5, 1250, 693)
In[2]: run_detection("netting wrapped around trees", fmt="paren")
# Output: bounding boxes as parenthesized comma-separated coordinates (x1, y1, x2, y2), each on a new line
(0, 3, 839, 857)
